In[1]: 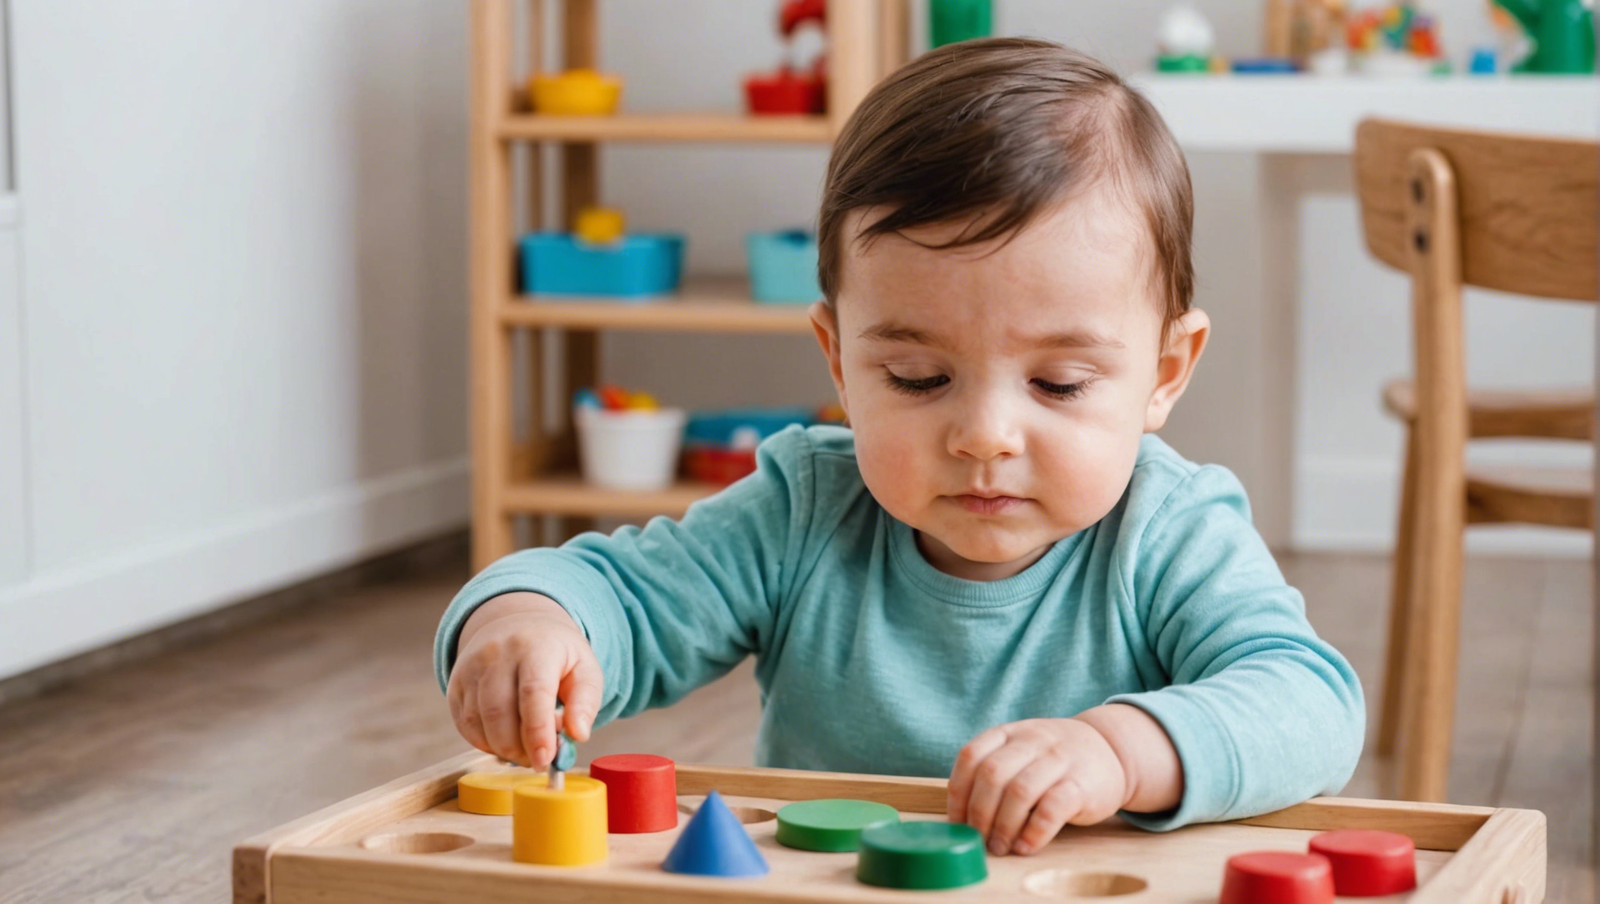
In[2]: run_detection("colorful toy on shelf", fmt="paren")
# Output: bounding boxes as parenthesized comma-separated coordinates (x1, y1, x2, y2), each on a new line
(929, 0, 992, 48)
(521, 207, 684, 299)
(574, 385, 686, 491)
(1155, 3, 1217, 72)
(575, 206, 626, 245)
(747, 229, 822, 303)
(1231, 57, 1299, 73)
(746, 0, 827, 114)
(1490, 0, 1595, 73)
(530, 68, 623, 115)
(682, 405, 833, 485)
(1344, 2, 1448, 75)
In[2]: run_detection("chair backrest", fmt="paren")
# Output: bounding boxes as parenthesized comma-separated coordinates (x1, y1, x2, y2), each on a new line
(1354, 118, 1598, 303)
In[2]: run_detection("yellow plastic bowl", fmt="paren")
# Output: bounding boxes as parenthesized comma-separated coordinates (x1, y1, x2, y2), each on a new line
(530, 70, 623, 115)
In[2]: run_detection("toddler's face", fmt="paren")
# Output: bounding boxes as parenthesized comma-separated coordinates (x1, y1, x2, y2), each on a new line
(813, 190, 1206, 580)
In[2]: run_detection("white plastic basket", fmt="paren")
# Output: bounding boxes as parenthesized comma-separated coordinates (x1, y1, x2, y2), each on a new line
(574, 406, 688, 491)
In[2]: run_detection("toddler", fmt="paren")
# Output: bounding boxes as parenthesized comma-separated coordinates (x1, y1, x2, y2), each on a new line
(436, 37, 1364, 857)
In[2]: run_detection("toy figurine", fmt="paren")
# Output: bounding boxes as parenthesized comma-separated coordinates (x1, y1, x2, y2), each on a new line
(1344, 2, 1448, 75)
(1156, 3, 1216, 72)
(746, 0, 827, 114)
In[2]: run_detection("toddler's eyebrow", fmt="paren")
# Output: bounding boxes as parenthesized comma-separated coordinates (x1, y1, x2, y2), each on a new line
(859, 322, 1124, 350)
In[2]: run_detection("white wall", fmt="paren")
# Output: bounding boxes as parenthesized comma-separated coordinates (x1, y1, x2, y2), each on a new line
(0, 199, 23, 588)
(0, 1, 472, 680)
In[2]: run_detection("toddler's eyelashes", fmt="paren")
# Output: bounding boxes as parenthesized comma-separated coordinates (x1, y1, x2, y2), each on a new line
(1032, 377, 1091, 399)
(884, 373, 949, 395)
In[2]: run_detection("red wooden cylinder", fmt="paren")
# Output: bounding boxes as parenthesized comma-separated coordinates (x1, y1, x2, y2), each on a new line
(588, 754, 678, 834)
(1309, 829, 1418, 896)
(1220, 851, 1335, 904)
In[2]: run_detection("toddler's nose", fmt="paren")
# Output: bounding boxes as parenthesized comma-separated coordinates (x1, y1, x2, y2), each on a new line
(946, 394, 1023, 461)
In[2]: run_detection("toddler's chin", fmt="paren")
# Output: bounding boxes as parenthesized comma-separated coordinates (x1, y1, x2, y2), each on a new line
(923, 530, 1039, 568)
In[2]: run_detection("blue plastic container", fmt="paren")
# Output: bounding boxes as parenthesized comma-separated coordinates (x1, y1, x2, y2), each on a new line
(746, 230, 822, 304)
(520, 232, 685, 298)
(1230, 57, 1298, 74)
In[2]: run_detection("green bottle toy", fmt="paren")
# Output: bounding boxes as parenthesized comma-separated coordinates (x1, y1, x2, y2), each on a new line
(930, 0, 992, 48)
(1490, 0, 1595, 73)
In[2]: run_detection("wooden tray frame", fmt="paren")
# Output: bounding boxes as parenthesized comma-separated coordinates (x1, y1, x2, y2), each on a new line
(233, 750, 1546, 904)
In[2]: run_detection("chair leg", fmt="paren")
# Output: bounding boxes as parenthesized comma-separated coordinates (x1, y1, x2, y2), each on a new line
(1378, 427, 1419, 757)
(1393, 457, 1466, 803)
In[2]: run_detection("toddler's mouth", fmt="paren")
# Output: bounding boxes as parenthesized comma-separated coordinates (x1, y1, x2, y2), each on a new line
(951, 494, 1024, 515)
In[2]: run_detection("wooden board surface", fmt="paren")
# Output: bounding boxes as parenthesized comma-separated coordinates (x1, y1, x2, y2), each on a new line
(236, 756, 1546, 904)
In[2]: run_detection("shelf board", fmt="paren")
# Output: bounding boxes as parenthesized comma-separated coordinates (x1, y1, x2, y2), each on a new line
(499, 112, 832, 144)
(502, 276, 816, 333)
(503, 473, 722, 517)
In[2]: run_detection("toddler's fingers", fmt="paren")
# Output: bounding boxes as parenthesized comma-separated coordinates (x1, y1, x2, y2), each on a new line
(452, 673, 490, 756)
(516, 660, 563, 768)
(1014, 776, 1086, 855)
(476, 661, 527, 766)
(558, 648, 604, 742)
(962, 744, 1034, 847)
(946, 726, 1010, 823)
(987, 758, 1069, 856)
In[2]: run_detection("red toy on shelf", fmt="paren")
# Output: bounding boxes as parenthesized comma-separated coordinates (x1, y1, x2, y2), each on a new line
(745, 0, 827, 115)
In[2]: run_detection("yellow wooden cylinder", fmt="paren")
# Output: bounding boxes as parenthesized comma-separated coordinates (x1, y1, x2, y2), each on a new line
(457, 771, 544, 816)
(513, 775, 608, 866)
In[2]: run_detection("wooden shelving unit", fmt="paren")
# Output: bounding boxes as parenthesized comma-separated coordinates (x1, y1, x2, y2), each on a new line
(468, 0, 908, 569)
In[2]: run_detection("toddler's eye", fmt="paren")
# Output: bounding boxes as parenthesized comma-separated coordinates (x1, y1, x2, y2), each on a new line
(1033, 377, 1090, 399)
(885, 372, 949, 395)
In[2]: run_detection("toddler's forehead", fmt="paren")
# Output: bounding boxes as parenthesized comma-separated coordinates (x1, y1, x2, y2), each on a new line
(844, 188, 1148, 257)
(835, 198, 1166, 339)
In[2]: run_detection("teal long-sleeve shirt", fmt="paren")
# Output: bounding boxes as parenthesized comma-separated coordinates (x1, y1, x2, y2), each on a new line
(435, 426, 1364, 830)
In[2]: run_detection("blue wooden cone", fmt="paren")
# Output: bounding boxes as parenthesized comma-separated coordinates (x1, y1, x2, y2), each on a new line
(661, 790, 769, 878)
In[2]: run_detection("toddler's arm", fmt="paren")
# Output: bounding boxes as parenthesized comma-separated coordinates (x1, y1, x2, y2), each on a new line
(1103, 463, 1365, 830)
(446, 591, 602, 768)
(435, 426, 821, 750)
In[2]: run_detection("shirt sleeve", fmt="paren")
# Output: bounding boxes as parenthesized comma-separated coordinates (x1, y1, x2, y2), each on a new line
(1105, 464, 1366, 831)
(432, 426, 816, 725)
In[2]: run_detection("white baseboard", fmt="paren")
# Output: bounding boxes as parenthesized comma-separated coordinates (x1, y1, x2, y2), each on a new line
(0, 458, 470, 681)
(1293, 452, 1593, 558)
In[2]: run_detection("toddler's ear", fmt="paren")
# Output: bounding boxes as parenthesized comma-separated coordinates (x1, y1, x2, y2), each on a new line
(1145, 308, 1210, 432)
(809, 300, 850, 418)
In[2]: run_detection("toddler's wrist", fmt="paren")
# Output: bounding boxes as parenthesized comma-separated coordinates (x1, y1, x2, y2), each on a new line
(1066, 713, 1135, 807)
(1073, 704, 1183, 814)
(461, 591, 580, 648)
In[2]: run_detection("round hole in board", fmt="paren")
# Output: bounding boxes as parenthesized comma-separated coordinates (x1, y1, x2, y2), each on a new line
(1022, 869, 1149, 897)
(359, 831, 476, 854)
(675, 795, 777, 825)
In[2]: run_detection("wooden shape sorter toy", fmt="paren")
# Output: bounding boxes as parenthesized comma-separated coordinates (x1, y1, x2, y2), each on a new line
(233, 750, 1548, 903)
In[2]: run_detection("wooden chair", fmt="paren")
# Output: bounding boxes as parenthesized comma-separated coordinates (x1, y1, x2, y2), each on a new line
(1353, 118, 1599, 803)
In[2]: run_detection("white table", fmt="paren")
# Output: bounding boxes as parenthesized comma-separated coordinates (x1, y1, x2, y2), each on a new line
(1127, 74, 1599, 547)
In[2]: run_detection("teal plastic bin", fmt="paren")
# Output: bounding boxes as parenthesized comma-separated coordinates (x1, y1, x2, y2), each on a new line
(746, 230, 822, 304)
(520, 232, 685, 298)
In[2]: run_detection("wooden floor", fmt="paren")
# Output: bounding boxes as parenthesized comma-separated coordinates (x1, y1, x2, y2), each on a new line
(0, 548, 1591, 902)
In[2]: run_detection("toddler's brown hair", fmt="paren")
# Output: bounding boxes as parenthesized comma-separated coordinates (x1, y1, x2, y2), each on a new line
(818, 38, 1194, 333)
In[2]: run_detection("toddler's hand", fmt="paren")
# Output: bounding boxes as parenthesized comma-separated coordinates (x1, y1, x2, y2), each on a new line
(947, 718, 1128, 857)
(447, 592, 603, 769)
